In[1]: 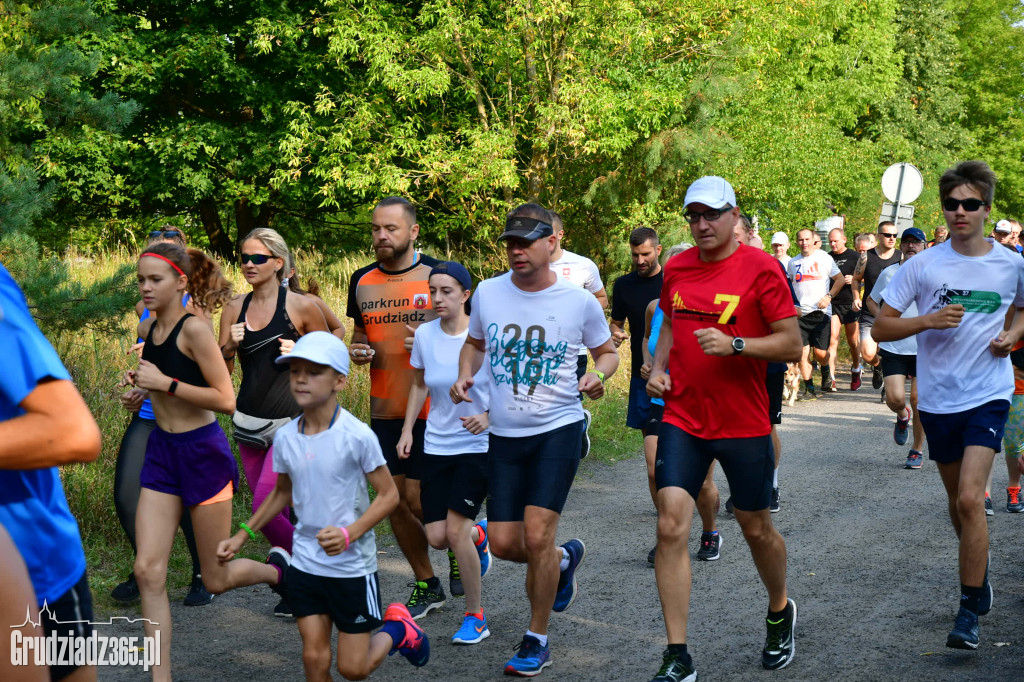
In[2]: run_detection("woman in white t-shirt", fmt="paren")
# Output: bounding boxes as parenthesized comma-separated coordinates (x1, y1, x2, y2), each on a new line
(397, 261, 493, 646)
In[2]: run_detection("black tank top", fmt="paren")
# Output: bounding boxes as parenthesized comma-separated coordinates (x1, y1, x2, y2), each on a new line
(863, 249, 902, 304)
(236, 286, 300, 419)
(141, 314, 208, 388)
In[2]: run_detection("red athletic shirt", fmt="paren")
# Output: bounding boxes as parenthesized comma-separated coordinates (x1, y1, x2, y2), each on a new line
(659, 244, 797, 438)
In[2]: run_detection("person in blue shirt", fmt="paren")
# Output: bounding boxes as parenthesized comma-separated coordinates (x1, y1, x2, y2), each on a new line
(0, 263, 102, 681)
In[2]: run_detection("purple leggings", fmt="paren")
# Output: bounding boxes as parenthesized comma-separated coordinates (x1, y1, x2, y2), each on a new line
(238, 443, 293, 552)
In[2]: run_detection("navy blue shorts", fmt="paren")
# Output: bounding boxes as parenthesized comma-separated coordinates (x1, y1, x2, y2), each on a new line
(655, 422, 773, 512)
(645, 403, 665, 438)
(627, 376, 654, 429)
(919, 399, 1010, 463)
(487, 420, 585, 521)
(141, 421, 239, 507)
(372, 418, 425, 480)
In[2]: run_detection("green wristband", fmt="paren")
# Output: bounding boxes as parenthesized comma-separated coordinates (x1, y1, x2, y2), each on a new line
(239, 522, 257, 541)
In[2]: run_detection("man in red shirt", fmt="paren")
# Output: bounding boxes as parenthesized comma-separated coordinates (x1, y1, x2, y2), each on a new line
(646, 176, 802, 682)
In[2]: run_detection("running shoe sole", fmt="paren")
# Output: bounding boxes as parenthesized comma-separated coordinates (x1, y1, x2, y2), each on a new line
(384, 603, 431, 666)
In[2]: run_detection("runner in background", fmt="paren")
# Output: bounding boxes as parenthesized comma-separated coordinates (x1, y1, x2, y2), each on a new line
(398, 261, 494, 645)
(219, 228, 329, 617)
(610, 227, 664, 450)
(549, 211, 607, 458)
(286, 254, 347, 341)
(347, 197, 448, 618)
(827, 228, 862, 391)
(853, 221, 903, 391)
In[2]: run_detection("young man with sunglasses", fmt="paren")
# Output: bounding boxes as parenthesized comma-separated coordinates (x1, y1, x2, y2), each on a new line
(852, 221, 903, 390)
(646, 176, 801, 681)
(873, 160, 1024, 650)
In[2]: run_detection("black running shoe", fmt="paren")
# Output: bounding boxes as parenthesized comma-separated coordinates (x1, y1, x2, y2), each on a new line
(273, 597, 293, 618)
(985, 495, 994, 517)
(648, 546, 657, 564)
(695, 532, 721, 561)
(946, 606, 979, 649)
(406, 580, 446, 620)
(110, 573, 140, 603)
(650, 650, 697, 682)
(770, 486, 781, 513)
(762, 599, 797, 670)
(183, 574, 213, 606)
(871, 366, 884, 389)
(447, 550, 464, 597)
(266, 547, 290, 598)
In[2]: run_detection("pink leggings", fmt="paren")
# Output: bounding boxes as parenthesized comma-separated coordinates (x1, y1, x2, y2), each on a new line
(237, 443, 293, 552)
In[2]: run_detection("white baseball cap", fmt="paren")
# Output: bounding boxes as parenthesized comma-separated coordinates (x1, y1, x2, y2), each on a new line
(771, 231, 790, 245)
(995, 219, 1013, 234)
(275, 331, 350, 375)
(683, 176, 737, 210)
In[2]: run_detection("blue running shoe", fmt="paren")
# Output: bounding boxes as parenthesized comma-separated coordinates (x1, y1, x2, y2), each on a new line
(452, 612, 490, 645)
(384, 603, 430, 666)
(553, 539, 586, 613)
(476, 519, 492, 578)
(893, 409, 910, 446)
(504, 635, 551, 676)
(946, 606, 979, 650)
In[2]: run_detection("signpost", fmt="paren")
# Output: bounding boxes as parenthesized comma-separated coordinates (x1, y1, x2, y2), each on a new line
(880, 162, 923, 234)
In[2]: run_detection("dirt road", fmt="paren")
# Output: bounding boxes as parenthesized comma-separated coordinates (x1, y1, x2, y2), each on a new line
(99, 381, 1024, 680)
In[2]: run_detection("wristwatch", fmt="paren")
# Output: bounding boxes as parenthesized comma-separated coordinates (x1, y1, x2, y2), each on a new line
(167, 378, 180, 396)
(731, 337, 745, 355)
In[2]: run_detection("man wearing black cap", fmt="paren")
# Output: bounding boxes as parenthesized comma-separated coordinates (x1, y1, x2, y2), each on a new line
(451, 202, 618, 677)
(646, 176, 801, 681)
(866, 227, 927, 468)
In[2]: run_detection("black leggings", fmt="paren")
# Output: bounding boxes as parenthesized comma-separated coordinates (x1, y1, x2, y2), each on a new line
(114, 414, 201, 576)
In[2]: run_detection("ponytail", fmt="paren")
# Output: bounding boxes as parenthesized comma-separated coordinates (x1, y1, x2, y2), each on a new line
(186, 248, 233, 311)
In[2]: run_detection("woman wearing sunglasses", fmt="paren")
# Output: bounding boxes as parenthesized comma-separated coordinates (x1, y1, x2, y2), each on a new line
(218, 228, 328, 617)
(112, 226, 212, 606)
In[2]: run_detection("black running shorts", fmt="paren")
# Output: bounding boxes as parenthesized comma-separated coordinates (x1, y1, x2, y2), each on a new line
(372, 418, 425, 480)
(419, 453, 488, 524)
(287, 567, 383, 633)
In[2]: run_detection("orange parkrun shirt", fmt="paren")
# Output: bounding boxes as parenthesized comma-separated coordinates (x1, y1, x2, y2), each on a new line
(347, 254, 440, 419)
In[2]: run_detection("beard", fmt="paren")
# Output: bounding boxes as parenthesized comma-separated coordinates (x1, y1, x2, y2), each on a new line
(375, 238, 412, 263)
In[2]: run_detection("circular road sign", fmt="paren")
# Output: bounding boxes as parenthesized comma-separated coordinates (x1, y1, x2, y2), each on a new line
(881, 162, 923, 204)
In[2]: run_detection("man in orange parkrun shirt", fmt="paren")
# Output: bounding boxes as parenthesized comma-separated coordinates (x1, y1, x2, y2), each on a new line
(346, 196, 447, 618)
(645, 176, 802, 682)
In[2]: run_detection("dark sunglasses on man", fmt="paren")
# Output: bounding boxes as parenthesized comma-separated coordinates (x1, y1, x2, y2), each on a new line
(942, 198, 988, 212)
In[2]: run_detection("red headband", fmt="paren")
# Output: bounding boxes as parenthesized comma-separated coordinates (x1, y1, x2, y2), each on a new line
(141, 252, 186, 277)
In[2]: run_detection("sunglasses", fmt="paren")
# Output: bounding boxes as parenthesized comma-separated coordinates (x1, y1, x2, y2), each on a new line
(684, 205, 732, 224)
(149, 230, 182, 239)
(240, 253, 273, 265)
(879, 232, 898, 238)
(942, 198, 988, 212)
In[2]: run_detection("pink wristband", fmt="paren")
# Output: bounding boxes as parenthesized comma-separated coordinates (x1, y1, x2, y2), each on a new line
(341, 526, 350, 552)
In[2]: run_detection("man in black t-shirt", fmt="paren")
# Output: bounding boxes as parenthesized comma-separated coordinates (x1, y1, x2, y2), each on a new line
(826, 228, 862, 390)
(852, 221, 902, 389)
(610, 227, 663, 434)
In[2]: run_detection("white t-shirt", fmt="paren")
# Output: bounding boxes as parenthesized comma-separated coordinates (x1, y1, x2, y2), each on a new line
(883, 239, 1024, 413)
(787, 251, 840, 316)
(871, 263, 918, 356)
(272, 409, 386, 578)
(550, 249, 604, 356)
(409, 318, 490, 455)
(469, 273, 610, 437)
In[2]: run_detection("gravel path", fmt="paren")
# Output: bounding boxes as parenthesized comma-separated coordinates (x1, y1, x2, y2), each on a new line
(99, 377, 1024, 680)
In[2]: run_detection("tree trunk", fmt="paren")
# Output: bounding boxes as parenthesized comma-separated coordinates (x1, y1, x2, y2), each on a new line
(198, 198, 233, 259)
